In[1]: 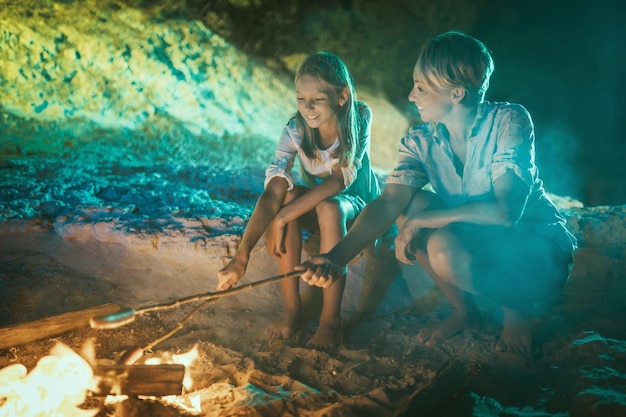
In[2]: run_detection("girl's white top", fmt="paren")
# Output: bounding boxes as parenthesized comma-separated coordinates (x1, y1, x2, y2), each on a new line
(265, 102, 379, 203)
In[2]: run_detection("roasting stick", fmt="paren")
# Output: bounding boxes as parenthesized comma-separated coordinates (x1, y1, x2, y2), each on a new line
(117, 300, 214, 365)
(90, 270, 302, 330)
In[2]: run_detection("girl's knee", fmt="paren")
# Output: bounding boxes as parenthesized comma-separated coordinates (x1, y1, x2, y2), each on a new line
(315, 198, 345, 222)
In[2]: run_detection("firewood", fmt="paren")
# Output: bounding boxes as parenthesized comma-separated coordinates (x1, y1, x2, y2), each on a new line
(0, 303, 120, 350)
(93, 363, 185, 396)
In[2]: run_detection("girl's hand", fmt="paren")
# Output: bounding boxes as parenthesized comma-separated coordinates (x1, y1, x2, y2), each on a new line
(297, 255, 343, 289)
(395, 219, 421, 265)
(266, 218, 286, 258)
(217, 259, 246, 291)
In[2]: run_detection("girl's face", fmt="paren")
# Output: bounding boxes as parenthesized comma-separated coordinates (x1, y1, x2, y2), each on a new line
(408, 70, 453, 123)
(296, 74, 344, 132)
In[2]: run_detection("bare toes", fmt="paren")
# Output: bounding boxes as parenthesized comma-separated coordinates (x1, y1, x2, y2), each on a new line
(307, 322, 342, 348)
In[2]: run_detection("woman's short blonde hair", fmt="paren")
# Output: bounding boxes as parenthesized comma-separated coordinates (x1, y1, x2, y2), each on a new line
(415, 31, 494, 103)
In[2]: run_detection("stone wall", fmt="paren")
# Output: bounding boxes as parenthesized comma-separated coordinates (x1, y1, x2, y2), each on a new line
(0, 1, 292, 140)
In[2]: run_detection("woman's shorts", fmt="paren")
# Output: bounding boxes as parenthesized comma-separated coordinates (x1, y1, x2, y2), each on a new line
(446, 222, 574, 310)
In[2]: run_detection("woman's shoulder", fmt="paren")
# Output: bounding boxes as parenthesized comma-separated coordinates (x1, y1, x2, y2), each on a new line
(406, 121, 436, 138)
(481, 101, 532, 119)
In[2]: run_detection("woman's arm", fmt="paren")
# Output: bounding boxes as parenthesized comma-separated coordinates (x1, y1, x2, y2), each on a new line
(393, 171, 529, 265)
(299, 183, 416, 287)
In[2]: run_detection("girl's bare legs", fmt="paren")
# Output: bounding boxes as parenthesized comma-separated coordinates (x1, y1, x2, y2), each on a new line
(265, 189, 306, 340)
(307, 197, 354, 347)
(265, 218, 304, 339)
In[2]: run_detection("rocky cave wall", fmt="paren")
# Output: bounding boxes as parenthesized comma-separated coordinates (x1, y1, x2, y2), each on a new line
(0, 1, 624, 302)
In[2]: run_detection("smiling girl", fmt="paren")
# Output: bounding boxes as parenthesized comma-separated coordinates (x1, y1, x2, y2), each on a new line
(217, 52, 379, 347)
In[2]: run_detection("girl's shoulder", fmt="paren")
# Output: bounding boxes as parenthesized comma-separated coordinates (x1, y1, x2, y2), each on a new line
(280, 116, 304, 143)
(283, 115, 300, 134)
(356, 101, 372, 119)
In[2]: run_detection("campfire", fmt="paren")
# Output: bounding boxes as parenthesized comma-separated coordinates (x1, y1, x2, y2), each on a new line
(0, 272, 303, 417)
(0, 340, 201, 417)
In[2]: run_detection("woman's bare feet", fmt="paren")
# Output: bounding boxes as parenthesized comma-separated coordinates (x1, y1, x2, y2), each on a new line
(307, 320, 342, 348)
(417, 311, 481, 346)
(495, 308, 533, 353)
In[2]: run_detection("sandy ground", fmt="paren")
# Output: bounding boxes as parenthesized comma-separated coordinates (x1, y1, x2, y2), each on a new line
(1, 113, 625, 417)
(1, 228, 625, 417)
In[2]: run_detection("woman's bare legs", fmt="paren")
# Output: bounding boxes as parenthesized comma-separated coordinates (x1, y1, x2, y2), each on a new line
(414, 253, 482, 346)
(496, 307, 532, 353)
(399, 192, 481, 346)
(413, 222, 539, 353)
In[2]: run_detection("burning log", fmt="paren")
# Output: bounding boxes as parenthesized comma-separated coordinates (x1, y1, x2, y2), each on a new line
(0, 303, 120, 350)
(93, 363, 186, 397)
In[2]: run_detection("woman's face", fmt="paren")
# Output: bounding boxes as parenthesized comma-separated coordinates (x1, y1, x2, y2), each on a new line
(408, 69, 453, 123)
(296, 74, 343, 131)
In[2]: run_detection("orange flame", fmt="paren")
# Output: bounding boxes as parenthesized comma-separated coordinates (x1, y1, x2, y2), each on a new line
(0, 343, 99, 417)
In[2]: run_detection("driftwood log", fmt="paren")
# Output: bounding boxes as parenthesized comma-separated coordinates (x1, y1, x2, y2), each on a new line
(0, 303, 120, 350)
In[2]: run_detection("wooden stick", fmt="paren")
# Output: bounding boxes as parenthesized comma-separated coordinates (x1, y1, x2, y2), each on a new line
(91, 270, 303, 330)
(0, 303, 120, 350)
(93, 363, 185, 396)
(137, 270, 302, 314)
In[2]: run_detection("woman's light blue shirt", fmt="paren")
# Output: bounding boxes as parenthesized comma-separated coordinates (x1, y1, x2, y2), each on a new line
(387, 101, 577, 252)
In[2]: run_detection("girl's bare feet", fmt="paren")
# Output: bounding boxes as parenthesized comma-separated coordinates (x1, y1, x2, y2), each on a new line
(265, 312, 299, 340)
(307, 320, 342, 348)
(495, 308, 533, 353)
(417, 311, 480, 346)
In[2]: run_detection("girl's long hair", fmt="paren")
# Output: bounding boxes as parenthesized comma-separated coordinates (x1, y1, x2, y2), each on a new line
(294, 52, 360, 167)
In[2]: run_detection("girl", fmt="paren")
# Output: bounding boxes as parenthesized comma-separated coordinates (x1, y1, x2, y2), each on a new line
(299, 32, 577, 354)
(217, 52, 379, 347)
